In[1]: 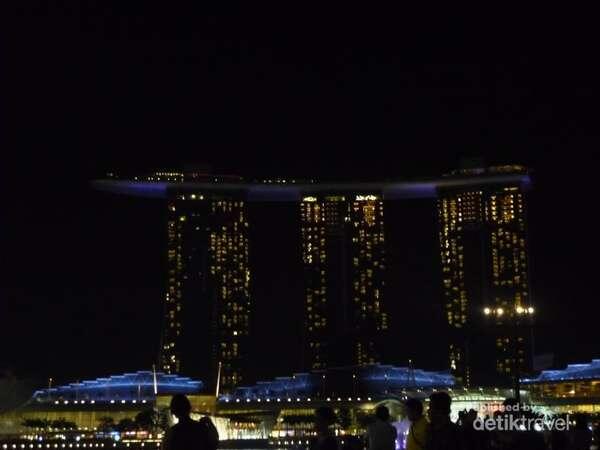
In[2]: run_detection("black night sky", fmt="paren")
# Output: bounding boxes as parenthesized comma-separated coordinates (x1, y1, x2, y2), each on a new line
(4, 5, 600, 388)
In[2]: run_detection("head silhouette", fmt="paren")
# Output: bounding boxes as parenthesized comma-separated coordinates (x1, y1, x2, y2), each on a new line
(375, 405, 390, 422)
(428, 392, 451, 427)
(170, 394, 192, 420)
(404, 398, 423, 422)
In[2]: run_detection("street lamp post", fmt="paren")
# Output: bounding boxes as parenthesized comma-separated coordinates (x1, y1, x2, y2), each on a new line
(483, 305, 535, 402)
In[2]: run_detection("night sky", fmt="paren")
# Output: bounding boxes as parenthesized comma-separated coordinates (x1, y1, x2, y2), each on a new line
(4, 5, 600, 388)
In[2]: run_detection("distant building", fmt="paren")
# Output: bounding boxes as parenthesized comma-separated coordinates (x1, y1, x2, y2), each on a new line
(437, 164, 533, 387)
(94, 165, 534, 389)
(0, 371, 208, 433)
(300, 194, 387, 369)
(0, 368, 512, 441)
(159, 173, 250, 393)
(522, 359, 600, 413)
(220, 363, 455, 402)
(97, 171, 251, 393)
(216, 364, 511, 441)
(29, 371, 203, 403)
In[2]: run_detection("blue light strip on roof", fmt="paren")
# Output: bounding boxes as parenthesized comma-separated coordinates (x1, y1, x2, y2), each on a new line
(521, 359, 600, 384)
(31, 371, 203, 403)
(219, 364, 455, 401)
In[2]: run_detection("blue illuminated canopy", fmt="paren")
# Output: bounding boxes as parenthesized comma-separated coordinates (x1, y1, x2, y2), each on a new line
(521, 359, 600, 384)
(361, 364, 455, 390)
(219, 364, 455, 402)
(31, 371, 203, 404)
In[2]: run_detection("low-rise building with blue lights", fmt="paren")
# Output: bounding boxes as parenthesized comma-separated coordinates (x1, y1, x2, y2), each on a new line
(0, 367, 517, 443)
(93, 165, 532, 392)
(215, 364, 511, 443)
(31, 371, 202, 404)
(0, 372, 209, 434)
(219, 364, 455, 403)
(522, 359, 600, 413)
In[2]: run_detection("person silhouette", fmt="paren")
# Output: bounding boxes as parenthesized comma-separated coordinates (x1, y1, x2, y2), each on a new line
(367, 405, 397, 450)
(405, 398, 427, 450)
(162, 394, 219, 450)
(425, 392, 461, 450)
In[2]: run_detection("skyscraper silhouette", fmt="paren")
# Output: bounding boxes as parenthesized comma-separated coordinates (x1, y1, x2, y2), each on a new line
(160, 181, 250, 393)
(437, 163, 533, 387)
(300, 194, 388, 370)
(95, 164, 533, 391)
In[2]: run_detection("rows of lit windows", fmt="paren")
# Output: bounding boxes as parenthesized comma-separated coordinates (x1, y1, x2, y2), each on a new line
(488, 191, 529, 327)
(161, 208, 186, 373)
(300, 197, 327, 356)
(448, 165, 526, 177)
(495, 336, 526, 375)
(208, 200, 251, 391)
(356, 341, 376, 366)
(488, 191, 524, 225)
(449, 343, 469, 386)
(349, 197, 386, 365)
(438, 184, 531, 383)
(301, 199, 329, 369)
(158, 195, 251, 392)
(141, 172, 185, 182)
(300, 195, 386, 369)
(439, 192, 529, 319)
(260, 178, 307, 184)
(438, 195, 469, 328)
(530, 380, 600, 400)
(137, 173, 243, 183)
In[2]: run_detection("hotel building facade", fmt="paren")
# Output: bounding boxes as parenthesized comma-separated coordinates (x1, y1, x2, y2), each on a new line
(161, 179, 250, 393)
(300, 194, 387, 370)
(94, 163, 532, 391)
(437, 165, 533, 387)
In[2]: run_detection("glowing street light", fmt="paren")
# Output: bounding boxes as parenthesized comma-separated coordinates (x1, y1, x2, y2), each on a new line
(481, 304, 536, 403)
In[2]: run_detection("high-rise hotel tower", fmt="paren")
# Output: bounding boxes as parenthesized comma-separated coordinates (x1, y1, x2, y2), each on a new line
(162, 182, 250, 393)
(95, 164, 533, 390)
(437, 164, 533, 387)
(97, 170, 250, 393)
(300, 194, 388, 370)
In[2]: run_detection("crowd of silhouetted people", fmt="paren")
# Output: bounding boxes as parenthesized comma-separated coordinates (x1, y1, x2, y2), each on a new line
(162, 393, 599, 450)
(382, 393, 595, 450)
(312, 393, 598, 450)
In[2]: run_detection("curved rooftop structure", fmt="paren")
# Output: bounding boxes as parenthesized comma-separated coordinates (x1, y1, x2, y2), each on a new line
(219, 364, 455, 402)
(362, 363, 455, 389)
(30, 371, 203, 404)
(522, 359, 600, 384)
(92, 166, 531, 201)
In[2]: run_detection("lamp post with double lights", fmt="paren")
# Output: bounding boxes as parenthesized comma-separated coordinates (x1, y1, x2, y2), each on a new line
(483, 305, 535, 402)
